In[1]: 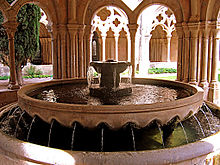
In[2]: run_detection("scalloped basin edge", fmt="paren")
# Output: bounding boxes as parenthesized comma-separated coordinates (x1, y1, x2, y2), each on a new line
(17, 78, 204, 129)
(0, 102, 219, 165)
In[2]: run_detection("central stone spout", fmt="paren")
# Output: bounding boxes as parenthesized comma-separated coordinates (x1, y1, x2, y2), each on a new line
(90, 60, 131, 89)
(89, 60, 132, 104)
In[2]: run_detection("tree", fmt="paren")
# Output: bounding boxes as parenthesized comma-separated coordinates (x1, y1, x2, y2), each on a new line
(0, 3, 41, 85)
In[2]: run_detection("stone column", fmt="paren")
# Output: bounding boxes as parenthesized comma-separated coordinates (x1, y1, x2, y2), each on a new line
(197, 31, 202, 83)
(176, 24, 184, 81)
(182, 24, 190, 82)
(60, 29, 67, 79)
(68, 24, 79, 78)
(189, 23, 199, 85)
(128, 24, 138, 78)
(84, 25, 92, 76)
(89, 33, 94, 62)
(127, 34, 131, 62)
(49, 27, 58, 79)
(166, 35, 171, 62)
(139, 34, 151, 76)
(68, 30, 77, 78)
(199, 29, 210, 88)
(207, 31, 213, 83)
(78, 25, 85, 78)
(3, 21, 20, 89)
(101, 34, 106, 61)
(208, 28, 220, 104)
(114, 34, 119, 61)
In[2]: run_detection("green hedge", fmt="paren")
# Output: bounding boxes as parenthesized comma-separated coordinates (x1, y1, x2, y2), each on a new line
(148, 68, 177, 74)
(0, 76, 9, 80)
(23, 75, 52, 79)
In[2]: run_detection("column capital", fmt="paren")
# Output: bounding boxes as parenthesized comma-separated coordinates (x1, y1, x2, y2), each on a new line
(188, 22, 200, 38)
(202, 29, 211, 39)
(181, 23, 190, 38)
(175, 26, 184, 39)
(127, 23, 139, 30)
(128, 23, 139, 39)
(2, 21, 19, 38)
(67, 24, 85, 31)
(212, 28, 220, 39)
(190, 29, 199, 38)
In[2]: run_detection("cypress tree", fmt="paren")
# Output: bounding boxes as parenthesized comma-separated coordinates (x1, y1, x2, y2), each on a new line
(0, 3, 41, 85)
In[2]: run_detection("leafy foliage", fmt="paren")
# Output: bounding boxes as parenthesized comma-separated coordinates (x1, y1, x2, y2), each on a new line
(0, 11, 4, 24)
(0, 3, 41, 69)
(23, 75, 52, 79)
(24, 65, 42, 76)
(15, 4, 41, 68)
(0, 25, 9, 65)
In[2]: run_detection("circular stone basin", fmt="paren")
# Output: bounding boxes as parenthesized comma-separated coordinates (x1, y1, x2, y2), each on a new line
(17, 78, 203, 129)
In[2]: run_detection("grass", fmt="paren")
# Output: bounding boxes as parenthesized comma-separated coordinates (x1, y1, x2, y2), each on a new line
(23, 75, 52, 79)
(0, 75, 52, 80)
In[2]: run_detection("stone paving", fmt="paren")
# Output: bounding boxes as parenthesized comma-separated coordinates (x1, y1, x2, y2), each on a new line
(0, 77, 52, 91)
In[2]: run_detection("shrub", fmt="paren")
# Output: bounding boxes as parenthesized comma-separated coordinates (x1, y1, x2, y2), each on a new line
(148, 68, 177, 74)
(23, 74, 52, 79)
(24, 65, 43, 77)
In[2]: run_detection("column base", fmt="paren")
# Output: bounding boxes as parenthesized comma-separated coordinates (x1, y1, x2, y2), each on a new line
(199, 81, 209, 100)
(189, 80, 198, 86)
(208, 82, 219, 106)
(8, 83, 20, 90)
(199, 81, 209, 88)
(183, 79, 189, 83)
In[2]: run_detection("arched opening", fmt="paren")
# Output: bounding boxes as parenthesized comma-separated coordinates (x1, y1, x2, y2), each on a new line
(92, 31, 100, 61)
(32, 9, 52, 66)
(91, 6, 130, 62)
(13, 3, 53, 85)
(136, 4, 177, 78)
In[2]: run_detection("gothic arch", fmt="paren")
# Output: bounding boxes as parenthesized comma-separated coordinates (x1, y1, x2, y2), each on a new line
(8, 0, 58, 25)
(91, 6, 130, 61)
(83, 0, 132, 25)
(133, 0, 184, 24)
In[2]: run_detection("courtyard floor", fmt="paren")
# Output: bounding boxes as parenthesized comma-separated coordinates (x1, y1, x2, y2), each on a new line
(0, 77, 53, 91)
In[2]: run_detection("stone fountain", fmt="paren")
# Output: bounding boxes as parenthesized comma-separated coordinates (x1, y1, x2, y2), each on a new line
(16, 61, 203, 130)
(0, 61, 219, 164)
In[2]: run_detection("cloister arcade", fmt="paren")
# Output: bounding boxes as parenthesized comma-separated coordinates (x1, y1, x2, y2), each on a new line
(0, 0, 219, 105)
